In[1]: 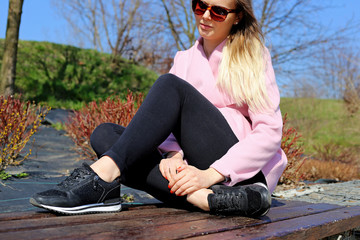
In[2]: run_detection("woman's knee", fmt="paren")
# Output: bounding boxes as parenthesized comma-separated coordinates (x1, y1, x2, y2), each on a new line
(90, 123, 125, 156)
(154, 73, 188, 91)
(90, 123, 112, 144)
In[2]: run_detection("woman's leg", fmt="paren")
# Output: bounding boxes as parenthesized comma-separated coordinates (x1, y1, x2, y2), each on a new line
(90, 122, 268, 213)
(90, 123, 163, 192)
(90, 74, 267, 210)
(101, 73, 239, 175)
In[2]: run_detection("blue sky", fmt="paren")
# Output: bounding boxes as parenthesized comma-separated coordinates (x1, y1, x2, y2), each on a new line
(0, 1, 68, 44)
(1, 0, 359, 47)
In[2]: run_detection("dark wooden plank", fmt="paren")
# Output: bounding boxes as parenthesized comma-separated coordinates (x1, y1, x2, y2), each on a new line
(76, 203, 347, 239)
(191, 206, 360, 240)
(270, 199, 314, 209)
(101, 203, 344, 240)
(0, 203, 161, 221)
(0, 210, 54, 222)
(0, 205, 187, 233)
(0, 202, 346, 239)
(0, 210, 215, 239)
(0, 199, 322, 222)
(266, 202, 344, 221)
(0, 199, 307, 222)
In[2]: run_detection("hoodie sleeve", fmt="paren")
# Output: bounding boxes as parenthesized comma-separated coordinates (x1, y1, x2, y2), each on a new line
(210, 49, 283, 187)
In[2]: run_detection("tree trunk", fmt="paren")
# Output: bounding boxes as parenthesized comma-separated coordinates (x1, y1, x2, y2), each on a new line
(0, 0, 24, 96)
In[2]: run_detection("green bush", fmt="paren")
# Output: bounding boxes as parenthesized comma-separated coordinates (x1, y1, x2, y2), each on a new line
(0, 39, 158, 109)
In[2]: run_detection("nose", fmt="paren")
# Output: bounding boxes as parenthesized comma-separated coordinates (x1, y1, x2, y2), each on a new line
(203, 8, 212, 20)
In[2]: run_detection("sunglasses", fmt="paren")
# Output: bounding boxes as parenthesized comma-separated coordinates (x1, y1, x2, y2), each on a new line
(192, 0, 238, 22)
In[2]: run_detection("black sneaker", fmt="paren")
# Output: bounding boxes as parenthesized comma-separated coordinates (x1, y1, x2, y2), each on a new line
(29, 163, 121, 215)
(208, 183, 271, 217)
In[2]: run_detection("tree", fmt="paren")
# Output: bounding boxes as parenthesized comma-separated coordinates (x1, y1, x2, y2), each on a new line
(254, 0, 354, 78)
(159, 0, 197, 51)
(0, 0, 24, 96)
(314, 45, 360, 113)
(53, 0, 147, 62)
(53, 0, 179, 73)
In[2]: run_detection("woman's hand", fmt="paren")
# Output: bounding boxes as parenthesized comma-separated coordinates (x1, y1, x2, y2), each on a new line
(168, 166, 225, 196)
(159, 152, 186, 182)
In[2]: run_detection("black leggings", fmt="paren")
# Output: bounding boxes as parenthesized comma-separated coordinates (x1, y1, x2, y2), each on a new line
(90, 74, 266, 206)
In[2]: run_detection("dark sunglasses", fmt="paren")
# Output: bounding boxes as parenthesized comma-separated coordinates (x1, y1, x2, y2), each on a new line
(192, 0, 238, 22)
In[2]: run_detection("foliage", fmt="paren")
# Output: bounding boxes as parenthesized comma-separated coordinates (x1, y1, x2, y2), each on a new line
(13, 172, 29, 178)
(279, 113, 306, 185)
(121, 194, 135, 203)
(52, 122, 65, 131)
(0, 95, 49, 171)
(304, 143, 360, 181)
(0, 39, 157, 109)
(313, 143, 359, 165)
(300, 159, 359, 182)
(0, 171, 29, 180)
(65, 92, 143, 160)
(344, 87, 360, 115)
(0, 170, 12, 180)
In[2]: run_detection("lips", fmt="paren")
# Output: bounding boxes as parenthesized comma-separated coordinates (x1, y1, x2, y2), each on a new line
(200, 23, 212, 30)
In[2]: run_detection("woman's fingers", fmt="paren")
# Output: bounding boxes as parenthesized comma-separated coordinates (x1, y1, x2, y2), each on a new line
(169, 168, 196, 194)
(159, 159, 167, 180)
(170, 174, 189, 194)
(169, 166, 208, 196)
(159, 159, 172, 181)
(160, 158, 186, 183)
(172, 177, 199, 196)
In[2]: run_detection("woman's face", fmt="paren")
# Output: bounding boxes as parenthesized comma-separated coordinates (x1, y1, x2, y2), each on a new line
(194, 0, 240, 45)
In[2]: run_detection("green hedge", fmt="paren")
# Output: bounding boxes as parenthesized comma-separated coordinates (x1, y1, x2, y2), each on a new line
(0, 39, 158, 109)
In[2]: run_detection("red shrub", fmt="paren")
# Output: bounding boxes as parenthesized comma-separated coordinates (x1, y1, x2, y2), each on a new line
(0, 95, 49, 171)
(65, 92, 143, 160)
(279, 113, 307, 185)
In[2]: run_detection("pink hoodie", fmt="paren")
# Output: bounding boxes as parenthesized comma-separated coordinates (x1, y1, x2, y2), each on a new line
(158, 38, 287, 193)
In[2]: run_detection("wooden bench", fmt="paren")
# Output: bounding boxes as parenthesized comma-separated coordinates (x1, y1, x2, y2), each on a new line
(1, 200, 359, 239)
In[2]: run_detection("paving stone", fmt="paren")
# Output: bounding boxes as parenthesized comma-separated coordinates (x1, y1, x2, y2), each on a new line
(273, 180, 360, 206)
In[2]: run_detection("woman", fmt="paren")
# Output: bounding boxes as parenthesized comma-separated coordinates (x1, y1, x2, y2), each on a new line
(30, 0, 287, 217)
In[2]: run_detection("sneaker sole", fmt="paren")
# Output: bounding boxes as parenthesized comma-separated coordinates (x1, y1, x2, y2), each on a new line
(29, 198, 122, 215)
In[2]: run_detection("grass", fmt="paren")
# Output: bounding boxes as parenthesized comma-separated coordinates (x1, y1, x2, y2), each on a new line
(280, 98, 360, 155)
(280, 98, 360, 181)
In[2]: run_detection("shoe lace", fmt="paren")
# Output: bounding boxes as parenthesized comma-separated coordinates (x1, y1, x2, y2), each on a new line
(58, 167, 92, 188)
(216, 192, 246, 213)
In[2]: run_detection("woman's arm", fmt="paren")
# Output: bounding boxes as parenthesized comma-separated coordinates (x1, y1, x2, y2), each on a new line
(210, 49, 284, 192)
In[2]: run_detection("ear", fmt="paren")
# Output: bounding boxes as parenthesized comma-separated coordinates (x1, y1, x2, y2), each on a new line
(234, 12, 243, 25)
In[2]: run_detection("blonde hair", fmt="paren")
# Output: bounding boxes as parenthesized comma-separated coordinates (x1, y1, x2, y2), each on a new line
(217, 0, 272, 113)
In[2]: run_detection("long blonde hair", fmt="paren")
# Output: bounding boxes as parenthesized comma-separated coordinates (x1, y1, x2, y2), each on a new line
(217, 0, 272, 113)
